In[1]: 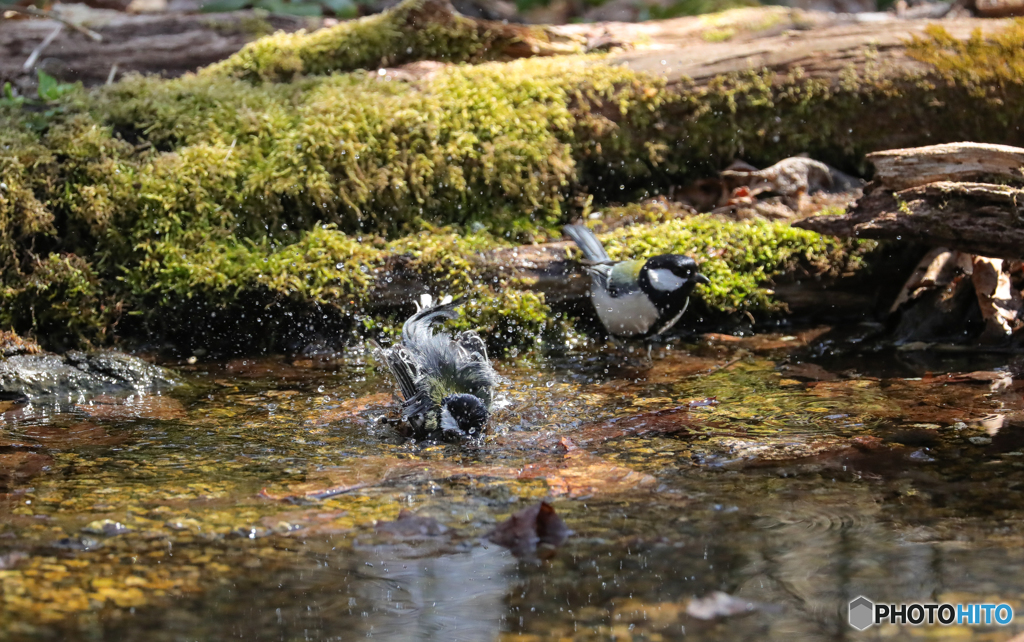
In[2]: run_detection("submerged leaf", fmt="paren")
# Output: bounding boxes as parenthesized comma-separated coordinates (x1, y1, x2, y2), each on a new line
(487, 501, 570, 560)
(686, 592, 764, 620)
(376, 510, 448, 537)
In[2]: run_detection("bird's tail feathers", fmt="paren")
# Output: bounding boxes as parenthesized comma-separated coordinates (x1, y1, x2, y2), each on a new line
(563, 224, 611, 263)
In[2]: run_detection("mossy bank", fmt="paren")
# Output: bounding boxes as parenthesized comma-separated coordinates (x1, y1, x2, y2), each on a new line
(3, 1, 1018, 353)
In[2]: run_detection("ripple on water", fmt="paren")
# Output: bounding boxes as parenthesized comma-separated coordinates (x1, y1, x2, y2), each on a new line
(2, 345, 1024, 641)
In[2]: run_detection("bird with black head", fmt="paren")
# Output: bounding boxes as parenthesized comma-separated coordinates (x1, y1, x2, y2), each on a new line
(372, 294, 499, 442)
(564, 224, 710, 340)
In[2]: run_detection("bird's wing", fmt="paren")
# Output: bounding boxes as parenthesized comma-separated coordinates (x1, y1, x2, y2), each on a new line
(583, 263, 613, 291)
(455, 330, 489, 362)
(372, 341, 435, 421)
(371, 342, 420, 401)
(606, 260, 646, 298)
(564, 224, 611, 263)
(402, 295, 463, 346)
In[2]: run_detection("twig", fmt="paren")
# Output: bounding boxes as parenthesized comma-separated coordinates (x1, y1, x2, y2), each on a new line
(1, 6, 103, 42)
(105, 62, 118, 85)
(23, 23, 63, 72)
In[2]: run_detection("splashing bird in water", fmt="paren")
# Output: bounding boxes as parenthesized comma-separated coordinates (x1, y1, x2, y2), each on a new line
(372, 294, 499, 441)
(564, 224, 709, 340)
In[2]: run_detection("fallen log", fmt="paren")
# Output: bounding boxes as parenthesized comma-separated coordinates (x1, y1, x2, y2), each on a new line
(866, 142, 1024, 191)
(796, 182, 1024, 260)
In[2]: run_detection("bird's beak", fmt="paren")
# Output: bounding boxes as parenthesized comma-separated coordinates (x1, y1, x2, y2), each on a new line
(694, 273, 710, 285)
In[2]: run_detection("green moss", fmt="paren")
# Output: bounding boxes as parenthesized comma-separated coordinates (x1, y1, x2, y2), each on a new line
(203, 0, 576, 83)
(906, 23, 1024, 97)
(1, 253, 116, 349)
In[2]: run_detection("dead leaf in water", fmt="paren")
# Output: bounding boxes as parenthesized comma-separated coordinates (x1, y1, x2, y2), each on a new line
(256, 508, 350, 536)
(311, 393, 394, 425)
(520, 451, 657, 498)
(376, 510, 448, 537)
(264, 450, 658, 502)
(260, 457, 422, 501)
(22, 423, 125, 449)
(79, 394, 186, 421)
(777, 363, 838, 382)
(563, 401, 715, 448)
(686, 591, 766, 620)
(487, 501, 570, 559)
(0, 452, 52, 489)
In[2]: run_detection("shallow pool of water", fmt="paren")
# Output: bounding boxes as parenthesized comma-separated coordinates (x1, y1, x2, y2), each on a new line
(2, 330, 1024, 641)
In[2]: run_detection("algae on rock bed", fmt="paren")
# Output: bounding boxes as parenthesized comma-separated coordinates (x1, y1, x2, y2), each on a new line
(3, 12, 1019, 350)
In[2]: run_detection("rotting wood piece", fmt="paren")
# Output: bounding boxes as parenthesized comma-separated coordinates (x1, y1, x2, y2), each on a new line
(795, 182, 1024, 260)
(867, 142, 1024, 191)
(970, 0, 1024, 18)
(0, 11, 316, 87)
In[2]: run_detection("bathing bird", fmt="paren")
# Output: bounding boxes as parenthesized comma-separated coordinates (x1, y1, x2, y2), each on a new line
(564, 223, 709, 340)
(372, 294, 499, 442)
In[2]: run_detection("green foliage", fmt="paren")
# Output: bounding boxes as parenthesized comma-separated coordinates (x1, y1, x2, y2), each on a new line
(0, 82, 24, 108)
(36, 71, 77, 102)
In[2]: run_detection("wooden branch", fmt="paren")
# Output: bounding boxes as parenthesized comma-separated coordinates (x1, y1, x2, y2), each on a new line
(867, 142, 1024, 191)
(22, 23, 62, 72)
(795, 181, 1024, 260)
(0, 11, 315, 86)
(1, 6, 103, 42)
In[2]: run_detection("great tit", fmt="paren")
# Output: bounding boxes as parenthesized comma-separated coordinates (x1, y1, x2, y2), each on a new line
(373, 294, 499, 442)
(564, 224, 710, 340)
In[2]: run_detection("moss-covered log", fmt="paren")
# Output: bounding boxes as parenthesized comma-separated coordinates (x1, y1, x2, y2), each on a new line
(203, 0, 584, 82)
(3, 1, 1023, 352)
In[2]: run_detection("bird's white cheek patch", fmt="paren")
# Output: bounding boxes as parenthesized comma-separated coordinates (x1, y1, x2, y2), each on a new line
(648, 269, 686, 292)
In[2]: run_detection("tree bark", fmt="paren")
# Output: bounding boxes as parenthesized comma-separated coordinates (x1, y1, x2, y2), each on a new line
(795, 182, 1024, 260)
(866, 142, 1024, 191)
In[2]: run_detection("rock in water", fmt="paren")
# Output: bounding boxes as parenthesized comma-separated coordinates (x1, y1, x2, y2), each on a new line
(0, 350, 178, 399)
